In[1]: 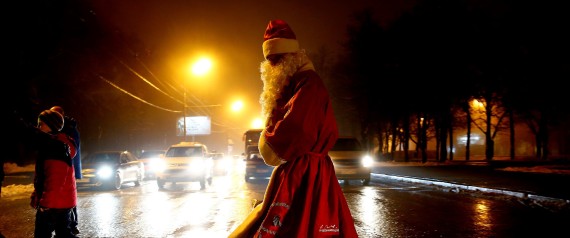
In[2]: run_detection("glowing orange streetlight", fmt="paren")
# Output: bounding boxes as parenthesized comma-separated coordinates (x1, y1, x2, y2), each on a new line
(251, 118, 264, 129)
(231, 100, 244, 113)
(190, 57, 213, 77)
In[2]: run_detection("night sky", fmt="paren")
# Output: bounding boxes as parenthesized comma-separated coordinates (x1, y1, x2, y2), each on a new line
(87, 0, 417, 113)
(9, 0, 568, 158)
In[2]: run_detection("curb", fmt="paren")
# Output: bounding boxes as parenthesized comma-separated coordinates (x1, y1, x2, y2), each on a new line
(371, 173, 570, 209)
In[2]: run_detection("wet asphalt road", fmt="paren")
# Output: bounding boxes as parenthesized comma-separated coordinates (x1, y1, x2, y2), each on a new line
(1, 160, 569, 237)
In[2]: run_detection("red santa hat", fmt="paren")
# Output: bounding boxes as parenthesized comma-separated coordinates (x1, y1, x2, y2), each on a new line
(262, 20, 300, 59)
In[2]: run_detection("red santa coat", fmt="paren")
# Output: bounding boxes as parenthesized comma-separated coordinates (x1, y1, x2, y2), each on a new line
(230, 67, 358, 237)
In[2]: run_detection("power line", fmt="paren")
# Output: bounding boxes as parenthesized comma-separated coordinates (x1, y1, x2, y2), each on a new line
(119, 59, 183, 105)
(98, 74, 182, 113)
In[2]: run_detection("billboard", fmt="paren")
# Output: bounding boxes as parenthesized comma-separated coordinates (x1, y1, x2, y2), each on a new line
(176, 116, 211, 136)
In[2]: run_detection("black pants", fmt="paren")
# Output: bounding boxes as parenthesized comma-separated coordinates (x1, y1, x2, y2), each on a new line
(34, 207, 77, 238)
(70, 206, 78, 228)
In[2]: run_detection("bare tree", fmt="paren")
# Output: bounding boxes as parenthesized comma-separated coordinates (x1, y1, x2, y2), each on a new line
(470, 92, 509, 160)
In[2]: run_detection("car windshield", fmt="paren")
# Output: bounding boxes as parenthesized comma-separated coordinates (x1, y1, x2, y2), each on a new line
(140, 151, 164, 158)
(211, 153, 224, 160)
(332, 138, 362, 151)
(166, 147, 203, 157)
(84, 153, 120, 164)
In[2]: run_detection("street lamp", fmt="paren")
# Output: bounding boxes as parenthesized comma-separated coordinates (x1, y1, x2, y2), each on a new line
(183, 57, 213, 142)
(251, 118, 264, 129)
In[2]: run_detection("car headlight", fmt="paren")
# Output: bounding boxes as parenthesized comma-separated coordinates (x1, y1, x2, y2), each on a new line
(188, 160, 205, 173)
(150, 159, 167, 172)
(221, 158, 231, 169)
(361, 155, 373, 168)
(97, 166, 114, 179)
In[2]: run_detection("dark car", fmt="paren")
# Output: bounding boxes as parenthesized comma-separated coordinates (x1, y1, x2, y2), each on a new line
(244, 145, 274, 182)
(77, 150, 145, 190)
(329, 137, 373, 185)
(138, 149, 166, 179)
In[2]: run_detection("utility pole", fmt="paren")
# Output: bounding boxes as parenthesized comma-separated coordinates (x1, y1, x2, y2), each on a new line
(183, 91, 187, 142)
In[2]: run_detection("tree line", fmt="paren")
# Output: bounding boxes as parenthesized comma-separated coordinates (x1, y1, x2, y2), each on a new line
(324, 0, 570, 162)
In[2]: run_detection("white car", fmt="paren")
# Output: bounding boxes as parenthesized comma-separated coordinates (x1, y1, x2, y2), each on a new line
(211, 152, 231, 176)
(154, 142, 213, 189)
(78, 150, 145, 190)
(329, 137, 373, 185)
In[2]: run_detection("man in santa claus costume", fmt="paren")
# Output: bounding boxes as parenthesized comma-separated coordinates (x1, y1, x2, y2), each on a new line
(229, 19, 358, 238)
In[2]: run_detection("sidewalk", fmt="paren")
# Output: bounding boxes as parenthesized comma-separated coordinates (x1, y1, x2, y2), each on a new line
(371, 160, 570, 209)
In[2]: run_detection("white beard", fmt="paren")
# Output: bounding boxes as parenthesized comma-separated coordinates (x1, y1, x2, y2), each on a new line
(259, 52, 305, 120)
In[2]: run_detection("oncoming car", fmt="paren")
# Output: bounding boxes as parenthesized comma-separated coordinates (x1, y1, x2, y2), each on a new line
(138, 149, 166, 179)
(329, 137, 373, 185)
(211, 152, 230, 176)
(154, 142, 213, 189)
(244, 145, 274, 182)
(77, 150, 145, 190)
(242, 129, 274, 182)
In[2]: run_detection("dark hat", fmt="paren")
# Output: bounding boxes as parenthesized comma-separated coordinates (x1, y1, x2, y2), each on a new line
(38, 109, 64, 132)
(262, 19, 299, 59)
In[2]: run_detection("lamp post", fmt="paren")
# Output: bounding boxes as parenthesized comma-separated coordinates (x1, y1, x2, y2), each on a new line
(182, 56, 213, 142)
(183, 91, 187, 142)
